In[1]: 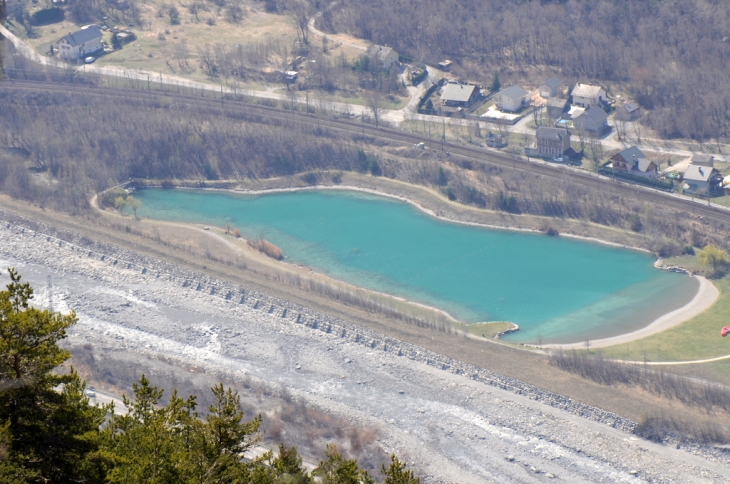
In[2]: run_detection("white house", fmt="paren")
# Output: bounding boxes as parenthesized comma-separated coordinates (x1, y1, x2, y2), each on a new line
(57, 25, 103, 61)
(495, 85, 529, 112)
(539, 77, 562, 98)
(610, 146, 657, 179)
(368, 45, 399, 70)
(571, 83, 606, 108)
(684, 165, 721, 194)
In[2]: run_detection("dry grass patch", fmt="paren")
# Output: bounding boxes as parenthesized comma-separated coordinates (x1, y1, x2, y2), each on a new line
(248, 236, 283, 260)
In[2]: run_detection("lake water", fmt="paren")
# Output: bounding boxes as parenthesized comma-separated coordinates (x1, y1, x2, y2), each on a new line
(132, 188, 698, 344)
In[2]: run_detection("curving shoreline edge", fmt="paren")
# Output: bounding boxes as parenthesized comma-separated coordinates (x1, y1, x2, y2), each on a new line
(124, 183, 710, 348)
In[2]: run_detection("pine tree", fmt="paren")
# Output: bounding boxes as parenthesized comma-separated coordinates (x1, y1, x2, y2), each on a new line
(0, 268, 109, 483)
(490, 72, 501, 93)
(382, 455, 419, 484)
(313, 444, 374, 484)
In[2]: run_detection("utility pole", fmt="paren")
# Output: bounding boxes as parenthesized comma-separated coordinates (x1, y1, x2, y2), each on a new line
(47, 274, 53, 313)
(442, 118, 446, 151)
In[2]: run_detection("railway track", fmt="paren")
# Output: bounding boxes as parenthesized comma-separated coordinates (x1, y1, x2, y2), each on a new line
(3, 77, 729, 226)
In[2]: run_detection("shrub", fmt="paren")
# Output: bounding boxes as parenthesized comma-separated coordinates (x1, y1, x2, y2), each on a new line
(682, 245, 695, 256)
(248, 236, 283, 260)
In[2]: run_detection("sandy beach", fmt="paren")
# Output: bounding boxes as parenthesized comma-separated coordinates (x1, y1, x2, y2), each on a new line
(541, 275, 719, 350)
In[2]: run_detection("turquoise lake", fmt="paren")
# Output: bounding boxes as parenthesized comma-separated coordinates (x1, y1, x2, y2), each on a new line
(132, 188, 698, 344)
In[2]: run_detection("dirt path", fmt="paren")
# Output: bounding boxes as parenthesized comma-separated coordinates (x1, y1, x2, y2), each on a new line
(543, 276, 719, 350)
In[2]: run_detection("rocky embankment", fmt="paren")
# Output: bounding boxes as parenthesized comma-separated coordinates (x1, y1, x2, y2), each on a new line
(0, 209, 728, 483)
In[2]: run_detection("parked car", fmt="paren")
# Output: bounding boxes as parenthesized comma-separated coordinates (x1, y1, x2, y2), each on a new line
(84, 56, 95, 64)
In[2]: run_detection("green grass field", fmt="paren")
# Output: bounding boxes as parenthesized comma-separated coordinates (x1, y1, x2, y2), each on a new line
(599, 275, 730, 362)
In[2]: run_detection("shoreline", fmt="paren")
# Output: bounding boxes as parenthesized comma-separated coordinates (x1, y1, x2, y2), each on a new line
(161, 183, 653, 255)
(130, 184, 709, 348)
(540, 275, 719, 350)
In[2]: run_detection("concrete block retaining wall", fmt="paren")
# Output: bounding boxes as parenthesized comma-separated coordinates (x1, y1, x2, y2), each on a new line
(0, 209, 637, 433)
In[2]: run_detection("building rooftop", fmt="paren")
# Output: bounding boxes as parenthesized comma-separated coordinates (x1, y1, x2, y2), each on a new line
(614, 146, 646, 165)
(635, 158, 655, 173)
(61, 25, 102, 47)
(624, 102, 640, 113)
(541, 77, 562, 89)
(369, 45, 396, 63)
(572, 83, 604, 99)
(536, 126, 569, 141)
(577, 106, 608, 123)
(547, 97, 568, 108)
(684, 164, 717, 182)
(691, 153, 714, 166)
(441, 83, 477, 103)
(500, 84, 529, 100)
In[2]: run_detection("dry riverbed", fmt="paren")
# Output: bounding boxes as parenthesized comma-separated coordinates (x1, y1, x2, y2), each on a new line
(1, 211, 729, 482)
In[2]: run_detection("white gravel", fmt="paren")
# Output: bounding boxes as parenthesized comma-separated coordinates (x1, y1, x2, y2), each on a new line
(1, 213, 729, 483)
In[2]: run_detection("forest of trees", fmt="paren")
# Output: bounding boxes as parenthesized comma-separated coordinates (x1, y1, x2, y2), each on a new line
(0, 80, 726, 256)
(0, 268, 420, 483)
(318, 0, 730, 141)
(0, 86, 383, 211)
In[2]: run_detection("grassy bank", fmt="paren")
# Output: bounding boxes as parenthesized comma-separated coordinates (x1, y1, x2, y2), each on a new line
(599, 276, 730, 362)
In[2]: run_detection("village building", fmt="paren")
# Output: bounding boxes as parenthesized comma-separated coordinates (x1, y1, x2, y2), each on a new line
(691, 153, 714, 167)
(616, 101, 641, 121)
(571, 83, 607, 108)
(368, 45, 399, 70)
(536, 126, 571, 158)
(684, 164, 721, 194)
(437, 59, 453, 71)
(440, 83, 480, 108)
(539, 77, 562, 98)
(610, 146, 657, 179)
(565, 105, 585, 120)
(495, 85, 529, 112)
(57, 25, 103, 61)
(573, 106, 609, 133)
(546, 98, 568, 119)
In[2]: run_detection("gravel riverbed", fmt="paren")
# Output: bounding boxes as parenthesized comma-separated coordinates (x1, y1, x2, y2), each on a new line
(0, 211, 728, 483)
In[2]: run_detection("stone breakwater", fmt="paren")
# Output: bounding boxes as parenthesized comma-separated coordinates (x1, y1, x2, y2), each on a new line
(0, 209, 636, 434)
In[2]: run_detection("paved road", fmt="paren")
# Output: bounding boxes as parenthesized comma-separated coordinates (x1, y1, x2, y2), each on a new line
(4, 20, 727, 163)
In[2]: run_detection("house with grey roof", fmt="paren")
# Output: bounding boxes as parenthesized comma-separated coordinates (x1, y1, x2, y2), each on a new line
(691, 153, 714, 167)
(616, 101, 641, 121)
(610, 146, 657, 179)
(684, 164, 721, 194)
(57, 25, 103, 61)
(546, 97, 568, 119)
(536, 126, 571, 158)
(440, 83, 480, 108)
(571, 83, 606, 108)
(495, 85, 529, 112)
(539, 77, 562, 98)
(368, 45, 399, 70)
(573, 106, 609, 133)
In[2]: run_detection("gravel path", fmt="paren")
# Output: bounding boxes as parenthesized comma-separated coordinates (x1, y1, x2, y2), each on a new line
(0, 213, 728, 483)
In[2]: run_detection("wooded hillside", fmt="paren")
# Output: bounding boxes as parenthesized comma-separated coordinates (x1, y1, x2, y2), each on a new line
(321, 0, 730, 141)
